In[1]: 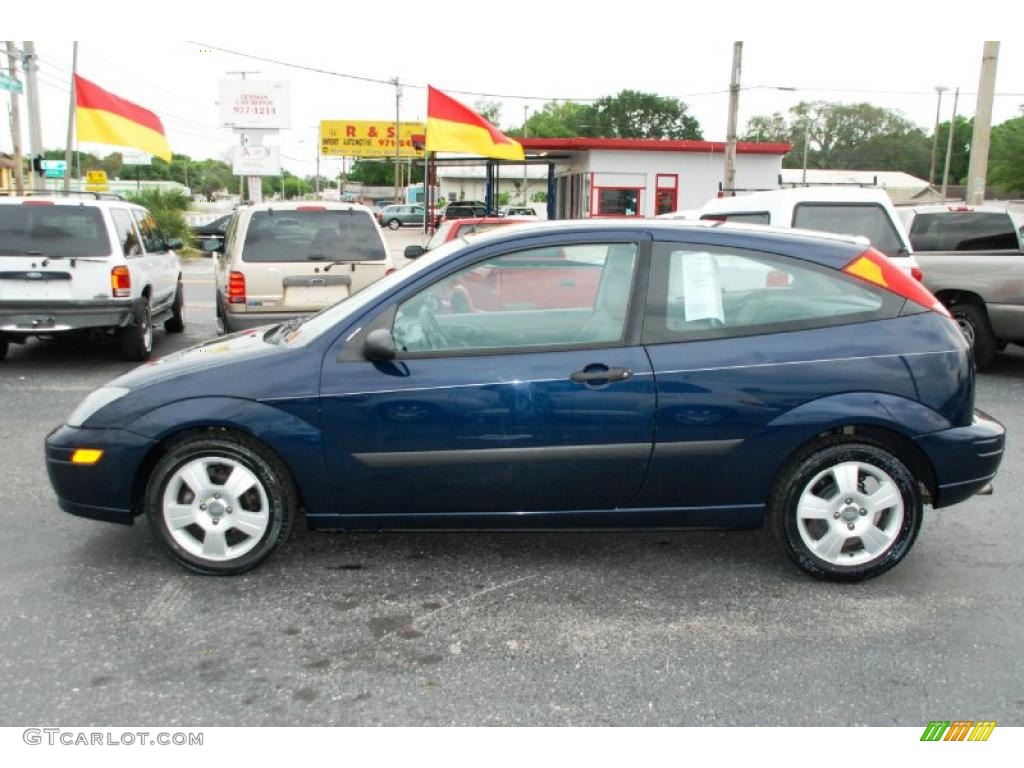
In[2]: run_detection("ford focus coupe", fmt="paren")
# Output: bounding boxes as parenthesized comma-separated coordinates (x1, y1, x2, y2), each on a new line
(45, 220, 1005, 580)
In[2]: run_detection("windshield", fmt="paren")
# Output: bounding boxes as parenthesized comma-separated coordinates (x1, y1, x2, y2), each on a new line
(278, 237, 472, 347)
(0, 204, 110, 257)
(241, 209, 386, 262)
(792, 203, 905, 258)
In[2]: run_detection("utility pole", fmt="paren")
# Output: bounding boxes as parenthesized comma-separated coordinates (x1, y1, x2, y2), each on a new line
(522, 104, 529, 204)
(392, 77, 401, 203)
(928, 86, 947, 186)
(941, 87, 960, 200)
(965, 41, 1000, 206)
(63, 41, 77, 194)
(801, 119, 811, 184)
(5, 41, 25, 195)
(723, 41, 742, 195)
(22, 42, 44, 190)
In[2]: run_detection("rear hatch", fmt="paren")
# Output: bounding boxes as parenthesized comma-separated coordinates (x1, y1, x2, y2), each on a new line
(238, 207, 389, 314)
(0, 202, 113, 308)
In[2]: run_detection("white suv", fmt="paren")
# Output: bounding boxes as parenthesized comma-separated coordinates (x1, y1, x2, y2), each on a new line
(661, 187, 921, 278)
(0, 195, 184, 361)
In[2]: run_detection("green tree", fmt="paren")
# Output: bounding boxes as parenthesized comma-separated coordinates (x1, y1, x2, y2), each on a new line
(988, 116, 1024, 194)
(934, 116, 972, 186)
(125, 188, 193, 246)
(512, 100, 592, 138)
(741, 113, 790, 143)
(587, 90, 703, 140)
(474, 100, 503, 127)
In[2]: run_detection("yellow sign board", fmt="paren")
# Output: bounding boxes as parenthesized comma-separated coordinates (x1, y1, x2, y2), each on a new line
(320, 120, 425, 158)
(85, 169, 108, 191)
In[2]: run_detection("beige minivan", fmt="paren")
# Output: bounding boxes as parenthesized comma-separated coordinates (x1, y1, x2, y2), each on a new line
(208, 202, 399, 334)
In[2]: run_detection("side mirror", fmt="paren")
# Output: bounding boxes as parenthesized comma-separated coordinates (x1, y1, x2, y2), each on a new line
(166, 237, 184, 250)
(364, 328, 396, 362)
(202, 238, 224, 253)
(404, 244, 425, 259)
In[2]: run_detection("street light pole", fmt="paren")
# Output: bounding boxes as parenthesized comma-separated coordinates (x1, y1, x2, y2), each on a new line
(392, 77, 402, 204)
(941, 87, 960, 200)
(928, 86, 947, 186)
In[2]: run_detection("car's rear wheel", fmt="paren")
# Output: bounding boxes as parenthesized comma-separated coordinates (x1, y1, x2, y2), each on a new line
(118, 299, 153, 361)
(145, 431, 297, 575)
(951, 303, 996, 369)
(387, 218, 401, 230)
(768, 438, 922, 581)
(164, 281, 185, 333)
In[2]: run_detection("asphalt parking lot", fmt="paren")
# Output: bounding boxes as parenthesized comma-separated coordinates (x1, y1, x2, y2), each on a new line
(0, 244, 1022, 726)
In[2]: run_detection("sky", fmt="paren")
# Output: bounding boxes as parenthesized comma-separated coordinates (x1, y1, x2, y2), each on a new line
(4, 1, 1022, 180)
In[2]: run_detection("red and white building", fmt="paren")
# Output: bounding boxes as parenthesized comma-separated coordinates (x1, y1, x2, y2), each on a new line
(518, 137, 791, 218)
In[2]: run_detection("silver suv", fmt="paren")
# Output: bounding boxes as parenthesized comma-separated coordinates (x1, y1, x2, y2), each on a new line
(0, 194, 184, 362)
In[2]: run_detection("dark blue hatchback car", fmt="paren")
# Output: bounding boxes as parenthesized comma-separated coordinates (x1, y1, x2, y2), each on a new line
(46, 220, 1004, 580)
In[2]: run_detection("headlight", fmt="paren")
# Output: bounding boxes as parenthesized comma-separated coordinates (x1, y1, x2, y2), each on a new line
(67, 387, 131, 428)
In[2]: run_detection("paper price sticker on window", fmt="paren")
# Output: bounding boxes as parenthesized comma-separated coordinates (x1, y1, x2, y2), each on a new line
(682, 253, 724, 324)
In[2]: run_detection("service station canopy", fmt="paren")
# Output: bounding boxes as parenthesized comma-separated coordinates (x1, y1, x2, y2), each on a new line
(320, 120, 426, 159)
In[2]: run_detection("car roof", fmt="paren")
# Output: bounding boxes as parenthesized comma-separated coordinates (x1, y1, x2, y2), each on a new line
(899, 203, 1012, 215)
(697, 187, 894, 212)
(454, 217, 868, 249)
(245, 201, 375, 214)
(0, 196, 145, 209)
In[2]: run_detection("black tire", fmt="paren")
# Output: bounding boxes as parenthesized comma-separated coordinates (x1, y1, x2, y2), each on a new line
(0, 334, 7, 361)
(768, 437, 923, 582)
(387, 218, 401, 230)
(144, 431, 297, 575)
(164, 281, 185, 333)
(215, 296, 231, 336)
(118, 298, 153, 361)
(951, 303, 996, 369)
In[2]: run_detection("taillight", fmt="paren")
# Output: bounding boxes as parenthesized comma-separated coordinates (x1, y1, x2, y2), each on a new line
(843, 248, 949, 317)
(227, 271, 246, 304)
(22, 200, 54, 206)
(911, 266, 924, 282)
(110, 266, 131, 298)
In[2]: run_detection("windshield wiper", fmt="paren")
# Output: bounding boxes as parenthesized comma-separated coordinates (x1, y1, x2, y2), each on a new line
(31, 253, 109, 267)
(264, 317, 305, 344)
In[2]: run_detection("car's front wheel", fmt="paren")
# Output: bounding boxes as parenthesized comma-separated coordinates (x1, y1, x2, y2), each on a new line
(145, 431, 297, 575)
(768, 438, 922, 581)
(164, 281, 185, 333)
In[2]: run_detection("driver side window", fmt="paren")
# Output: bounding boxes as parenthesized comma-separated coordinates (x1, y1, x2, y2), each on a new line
(392, 243, 638, 355)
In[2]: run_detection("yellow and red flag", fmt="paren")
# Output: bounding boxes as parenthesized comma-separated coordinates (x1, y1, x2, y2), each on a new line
(425, 85, 524, 161)
(74, 74, 172, 162)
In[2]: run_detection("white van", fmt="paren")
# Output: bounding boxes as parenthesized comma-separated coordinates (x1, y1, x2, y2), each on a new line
(661, 188, 921, 278)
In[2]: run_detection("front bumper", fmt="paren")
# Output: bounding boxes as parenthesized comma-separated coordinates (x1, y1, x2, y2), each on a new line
(915, 409, 1006, 508)
(0, 298, 141, 334)
(45, 424, 156, 525)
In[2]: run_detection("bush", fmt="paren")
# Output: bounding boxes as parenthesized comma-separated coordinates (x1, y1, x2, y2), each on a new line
(126, 188, 195, 247)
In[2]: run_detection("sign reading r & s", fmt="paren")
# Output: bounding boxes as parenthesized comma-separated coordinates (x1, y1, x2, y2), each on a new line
(320, 121, 425, 158)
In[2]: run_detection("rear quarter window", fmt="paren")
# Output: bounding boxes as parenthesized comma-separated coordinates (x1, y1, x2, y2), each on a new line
(700, 212, 771, 225)
(241, 210, 386, 263)
(909, 212, 1021, 251)
(792, 203, 904, 258)
(0, 204, 111, 257)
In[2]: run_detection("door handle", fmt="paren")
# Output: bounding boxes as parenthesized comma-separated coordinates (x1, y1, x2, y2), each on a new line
(570, 366, 632, 384)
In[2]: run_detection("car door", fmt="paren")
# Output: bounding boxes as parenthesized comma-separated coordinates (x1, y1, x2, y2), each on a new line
(318, 237, 656, 519)
(636, 238, 912, 524)
(131, 208, 176, 310)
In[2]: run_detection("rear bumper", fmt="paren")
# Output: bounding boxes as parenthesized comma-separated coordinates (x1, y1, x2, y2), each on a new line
(0, 298, 140, 334)
(45, 424, 156, 525)
(915, 409, 1006, 508)
(224, 310, 307, 331)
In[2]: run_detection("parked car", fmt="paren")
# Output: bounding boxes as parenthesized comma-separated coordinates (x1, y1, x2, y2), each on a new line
(190, 213, 232, 242)
(897, 204, 1024, 368)
(205, 201, 396, 334)
(663, 187, 921, 279)
(499, 205, 540, 218)
(0, 194, 184, 361)
(434, 201, 488, 228)
(47, 219, 1003, 580)
(376, 204, 425, 230)
(404, 217, 523, 258)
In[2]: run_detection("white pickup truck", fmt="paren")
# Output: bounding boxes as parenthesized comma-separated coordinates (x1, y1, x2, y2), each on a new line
(0, 194, 184, 362)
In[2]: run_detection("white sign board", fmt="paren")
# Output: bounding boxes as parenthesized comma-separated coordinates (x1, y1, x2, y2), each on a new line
(121, 150, 152, 166)
(232, 145, 282, 176)
(220, 80, 291, 129)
